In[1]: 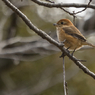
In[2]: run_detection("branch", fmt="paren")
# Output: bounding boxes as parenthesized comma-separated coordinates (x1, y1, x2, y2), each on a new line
(45, 0, 54, 3)
(62, 55, 67, 95)
(31, 0, 95, 9)
(2, 0, 95, 79)
(31, 0, 93, 20)
(74, 0, 92, 14)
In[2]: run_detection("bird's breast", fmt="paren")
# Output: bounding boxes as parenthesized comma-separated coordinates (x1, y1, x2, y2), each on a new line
(56, 27, 66, 42)
(56, 28, 83, 50)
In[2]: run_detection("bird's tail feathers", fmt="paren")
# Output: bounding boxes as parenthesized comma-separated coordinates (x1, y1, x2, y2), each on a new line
(84, 42, 95, 48)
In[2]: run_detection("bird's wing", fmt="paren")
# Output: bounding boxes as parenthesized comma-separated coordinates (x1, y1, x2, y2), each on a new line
(63, 26, 86, 42)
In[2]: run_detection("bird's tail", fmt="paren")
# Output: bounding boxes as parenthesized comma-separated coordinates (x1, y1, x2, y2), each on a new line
(83, 41, 95, 48)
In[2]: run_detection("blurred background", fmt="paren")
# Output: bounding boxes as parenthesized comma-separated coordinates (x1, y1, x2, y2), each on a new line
(0, 0, 95, 95)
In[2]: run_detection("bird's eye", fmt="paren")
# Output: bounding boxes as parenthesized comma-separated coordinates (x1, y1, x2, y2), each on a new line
(61, 22, 64, 24)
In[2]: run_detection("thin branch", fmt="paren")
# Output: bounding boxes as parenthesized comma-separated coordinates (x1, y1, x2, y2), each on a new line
(45, 0, 54, 3)
(44, 0, 75, 17)
(61, 0, 92, 16)
(73, 11, 76, 25)
(65, 82, 68, 95)
(60, 7, 73, 15)
(2, 0, 95, 80)
(31, 0, 92, 22)
(74, 0, 92, 14)
(62, 54, 67, 95)
(31, 0, 95, 9)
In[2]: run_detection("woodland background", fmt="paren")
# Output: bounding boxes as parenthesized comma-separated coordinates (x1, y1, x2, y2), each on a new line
(0, 0, 95, 95)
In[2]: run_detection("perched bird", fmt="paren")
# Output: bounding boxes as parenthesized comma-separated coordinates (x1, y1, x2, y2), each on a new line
(54, 19, 95, 55)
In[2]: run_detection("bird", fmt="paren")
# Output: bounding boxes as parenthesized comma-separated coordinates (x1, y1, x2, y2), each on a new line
(53, 19, 95, 55)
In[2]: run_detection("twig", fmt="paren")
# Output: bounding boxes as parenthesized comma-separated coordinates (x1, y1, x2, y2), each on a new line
(31, 0, 93, 17)
(63, 56, 66, 95)
(60, 7, 73, 16)
(73, 11, 76, 26)
(60, 52, 68, 95)
(74, 0, 92, 14)
(31, 0, 92, 27)
(65, 82, 68, 95)
(2, 0, 95, 80)
(31, 0, 95, 9)
(33, 0, 92, 25)
(60, 53, 67, 95)
(45, 0, 54, 3)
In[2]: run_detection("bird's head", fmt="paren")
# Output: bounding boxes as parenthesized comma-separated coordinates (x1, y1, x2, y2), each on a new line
(53, 19, 73, 27)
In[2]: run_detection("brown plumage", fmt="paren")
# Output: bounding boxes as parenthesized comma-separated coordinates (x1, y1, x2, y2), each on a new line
(54, 19, 95, 51)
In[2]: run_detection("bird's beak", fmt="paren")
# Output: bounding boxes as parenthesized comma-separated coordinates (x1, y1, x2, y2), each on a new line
(53, 23, 58, 26)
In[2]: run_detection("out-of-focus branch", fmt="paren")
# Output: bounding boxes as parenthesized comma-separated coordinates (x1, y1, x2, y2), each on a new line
(0, 36, 40, 48)
(2, 0, 95, 79)
(0, 36, 92, 61)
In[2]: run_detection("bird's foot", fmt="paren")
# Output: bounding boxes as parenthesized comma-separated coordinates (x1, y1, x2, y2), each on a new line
(59, 52, 66, 58)
(59, 39, 66, 47)
(62, 39, 66, 43)
(59, 42, 64, 47)
(66, 48, 70, 54)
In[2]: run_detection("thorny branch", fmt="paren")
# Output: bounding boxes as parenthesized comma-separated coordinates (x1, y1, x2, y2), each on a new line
(2, 0, 95, 80)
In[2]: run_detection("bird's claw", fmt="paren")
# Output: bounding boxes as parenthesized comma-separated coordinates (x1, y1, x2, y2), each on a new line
(59, 42, 64, 47)
(59, 39, 66, 47)
(62, 39, 66, 43)
(59, 52, 66, 58)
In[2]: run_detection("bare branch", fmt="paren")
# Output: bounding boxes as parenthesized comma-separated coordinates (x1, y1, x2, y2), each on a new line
(2, 0, 95, 79)
(45, 0, 54, 3)
(31, 0, 93, 21)
(62, 55, 67, 95)
(31, 0, 95, 9)
(74, 0, 92, 14)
